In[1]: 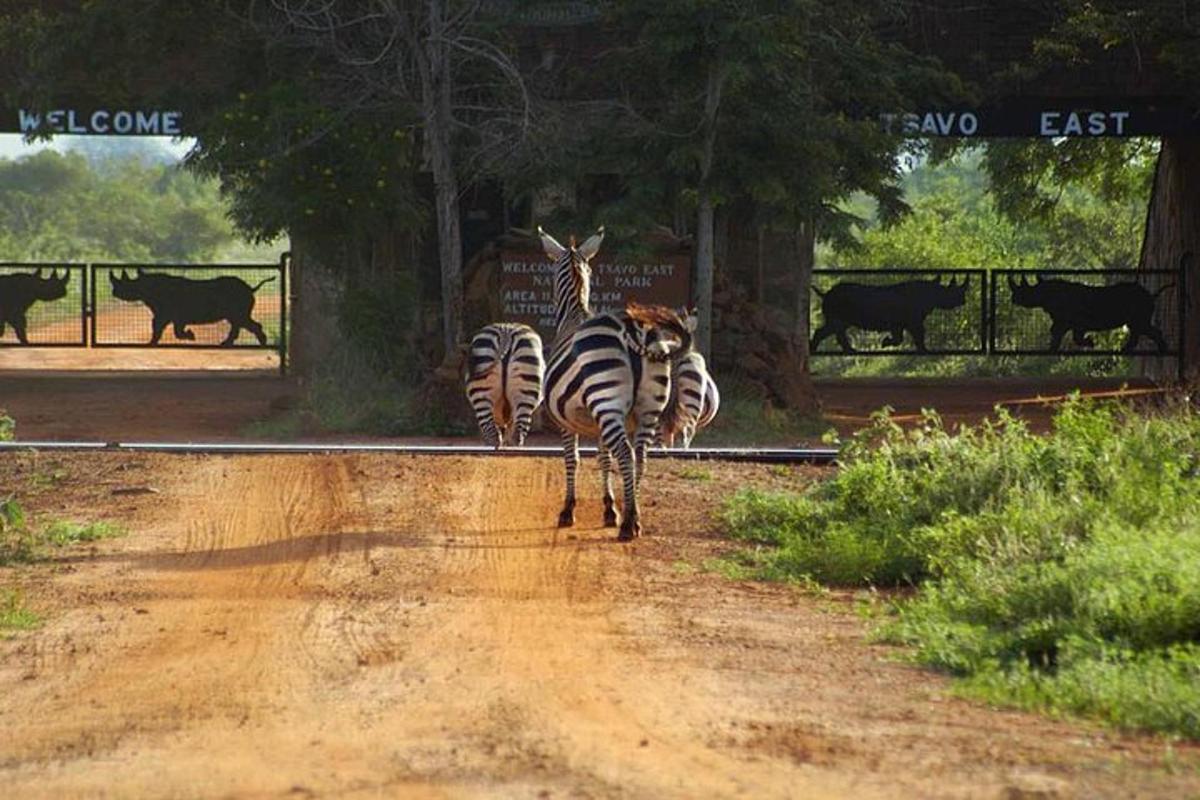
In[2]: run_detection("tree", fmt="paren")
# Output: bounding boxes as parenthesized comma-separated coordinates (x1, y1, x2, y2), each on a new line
(251, 0, 532, 371)
(578, 0, 963, 409)
(0, 150, 235, 262)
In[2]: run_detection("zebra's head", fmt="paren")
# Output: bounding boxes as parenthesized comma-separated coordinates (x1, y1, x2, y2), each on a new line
(539, 225, 605, 320)
(624, 302, 694, 362)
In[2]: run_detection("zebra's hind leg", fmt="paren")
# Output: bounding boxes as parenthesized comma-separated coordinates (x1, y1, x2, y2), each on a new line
(558, 430, 579, 527)
(633, 415, 660, 493)
(476, 413, 502, 449)
(681, 424, 696, 449)
(598, 413, 640, 541)
(598, 445, 619, 527)
(512, 404, 533, 447)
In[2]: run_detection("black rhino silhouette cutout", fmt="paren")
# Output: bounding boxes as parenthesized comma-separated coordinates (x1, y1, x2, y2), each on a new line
(1008, 274, 1172, 353)
(811, 277, 968, 353)
(0, 269, 69, 344)
(109, 268, 275, 346)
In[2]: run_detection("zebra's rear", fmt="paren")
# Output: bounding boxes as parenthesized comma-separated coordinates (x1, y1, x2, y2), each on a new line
(660, 351, 720, 448)
(464, 323, 545, 448)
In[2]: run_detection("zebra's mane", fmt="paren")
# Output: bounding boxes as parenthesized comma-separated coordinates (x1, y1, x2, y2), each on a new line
(625, 301, 685, 330)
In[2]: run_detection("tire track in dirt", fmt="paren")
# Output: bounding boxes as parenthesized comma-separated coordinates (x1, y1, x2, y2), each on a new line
(0, 455, 372, 795)
(403, 457, 858, 798)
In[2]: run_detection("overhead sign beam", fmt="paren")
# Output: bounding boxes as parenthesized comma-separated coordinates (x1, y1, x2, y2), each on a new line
(3, 107, 185, 136)
(882, 99, 1200, 138)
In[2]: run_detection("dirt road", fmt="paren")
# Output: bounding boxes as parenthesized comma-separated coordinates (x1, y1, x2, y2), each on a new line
(1, 453, 1196, 798)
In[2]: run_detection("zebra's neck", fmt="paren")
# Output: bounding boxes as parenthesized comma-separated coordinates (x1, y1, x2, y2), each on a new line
(552, 253, 590, 339)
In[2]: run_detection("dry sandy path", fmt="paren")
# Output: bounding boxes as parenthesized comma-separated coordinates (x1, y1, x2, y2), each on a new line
(1, 453, 1197, 798)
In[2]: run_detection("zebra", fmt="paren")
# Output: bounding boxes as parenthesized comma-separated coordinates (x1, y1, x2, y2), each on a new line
(538, 227, 694, 540)
(659, 327, 720, 448)
(463, 322, 545, 448)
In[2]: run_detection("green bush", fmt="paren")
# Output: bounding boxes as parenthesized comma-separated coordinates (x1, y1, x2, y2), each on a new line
(0, 413, 13, 441)
(719, 398, 1200, 737)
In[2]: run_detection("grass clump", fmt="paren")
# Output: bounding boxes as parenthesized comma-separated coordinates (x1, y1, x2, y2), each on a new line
(0, 498, 36, 565)
(245, 342, 471, 439)
(42, 520, 124, 547)
(719, 398, 1200, 737)
(1, 497, 124, 565)
(0, 589, 38, 634)
(688, 377, 826, 447)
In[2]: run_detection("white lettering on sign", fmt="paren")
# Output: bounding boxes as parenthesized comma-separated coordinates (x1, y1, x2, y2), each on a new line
(881, 111, 981, 137)
(1041, 110, 1130, 136)
(501, 260, 552, 274)
(884, 108, 1145, 137)
(16, 108, 185, 135)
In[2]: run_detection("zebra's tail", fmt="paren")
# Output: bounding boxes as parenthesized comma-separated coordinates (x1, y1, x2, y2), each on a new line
(249, 276, 278, 293)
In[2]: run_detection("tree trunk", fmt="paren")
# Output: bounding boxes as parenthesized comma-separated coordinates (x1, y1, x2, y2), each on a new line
(691, 59, 725, 361)
(423, 0, 464, 376)
(287, 232, 341, 381)
(694, 196, 715, 357)
(1137, 137, 1200, 383)
(793, 218, 815, 358)
(772, 220, 819, 416)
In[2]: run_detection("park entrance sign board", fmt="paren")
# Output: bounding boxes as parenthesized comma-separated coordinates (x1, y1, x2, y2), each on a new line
(881, 99, 1200, 137)
(498, 248, 692, 340)
(4, 108, 184, 136)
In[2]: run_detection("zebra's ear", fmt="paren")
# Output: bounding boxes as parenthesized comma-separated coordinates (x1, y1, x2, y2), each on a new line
(577, 226, 605, 261)
(538, 226, 567, 261)
(683, 312, 698, 334)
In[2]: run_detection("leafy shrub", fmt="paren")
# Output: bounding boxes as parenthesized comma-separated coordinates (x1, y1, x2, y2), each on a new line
(720, 398, 1200, 736)
(0, 413, 13, 441)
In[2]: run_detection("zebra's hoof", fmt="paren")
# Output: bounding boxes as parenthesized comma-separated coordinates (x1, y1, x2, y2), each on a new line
(557, 510, 575, 527)
(617, 520, 641, 541)
(603, 510, 619, 528)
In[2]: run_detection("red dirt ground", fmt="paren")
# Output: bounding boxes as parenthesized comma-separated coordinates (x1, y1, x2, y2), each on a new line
(1, 451, 1197, 797)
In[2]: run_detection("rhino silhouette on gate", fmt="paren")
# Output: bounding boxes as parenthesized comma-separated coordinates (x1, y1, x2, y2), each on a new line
(1007, 274, 1172, 353)
(109, 268, 275, 346)
(811, 277, 968, 353)
(0, 269, 70, 344)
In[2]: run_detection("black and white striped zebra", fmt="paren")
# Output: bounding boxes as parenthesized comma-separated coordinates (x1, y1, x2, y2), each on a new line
(463, 322, 545, 448)
(538, 227, 693, 540)
(659, 345, 720, 448)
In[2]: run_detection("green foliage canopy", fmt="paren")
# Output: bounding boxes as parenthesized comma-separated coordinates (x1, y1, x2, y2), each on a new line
(0, 150, 235, 262)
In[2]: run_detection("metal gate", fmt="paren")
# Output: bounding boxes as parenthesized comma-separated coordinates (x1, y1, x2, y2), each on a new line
(0, 263, 88, 347)
(811, 266, 1185, 371)
(0, 255, 288, 372)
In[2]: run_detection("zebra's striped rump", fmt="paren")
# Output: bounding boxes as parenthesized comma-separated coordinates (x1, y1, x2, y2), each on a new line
(659, 350, 720, 448)
(464, 322, 545, 448)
